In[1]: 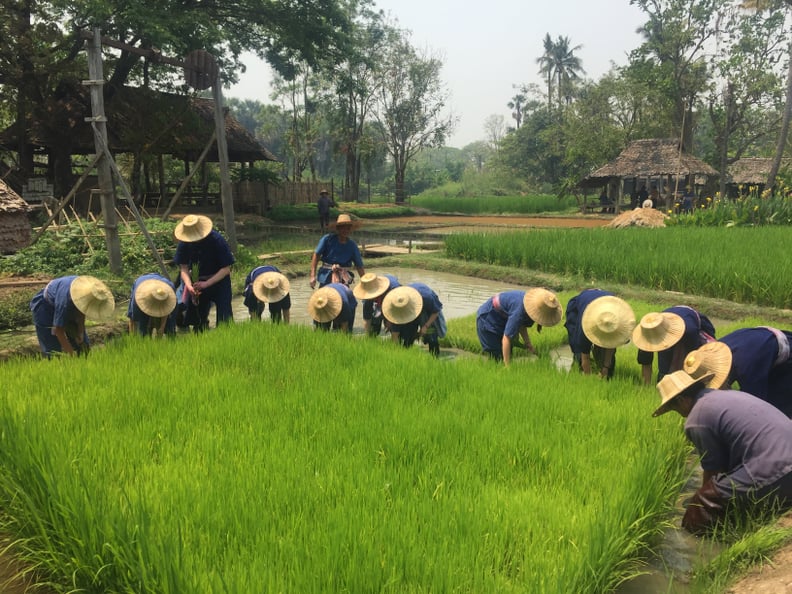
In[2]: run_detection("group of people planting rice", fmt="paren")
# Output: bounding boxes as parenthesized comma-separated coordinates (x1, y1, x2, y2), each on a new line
(27, 212, 792, 538)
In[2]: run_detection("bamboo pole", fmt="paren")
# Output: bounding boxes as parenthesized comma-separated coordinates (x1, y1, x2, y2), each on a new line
(161, 129, 216, 219)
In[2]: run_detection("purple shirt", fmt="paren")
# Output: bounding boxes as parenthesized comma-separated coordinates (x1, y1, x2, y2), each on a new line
(686, 388, 792, 497)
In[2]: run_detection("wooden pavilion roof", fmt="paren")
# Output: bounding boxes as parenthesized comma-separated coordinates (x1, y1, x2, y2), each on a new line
(0, 85, 278, 163)
(579, 138, 717, 188)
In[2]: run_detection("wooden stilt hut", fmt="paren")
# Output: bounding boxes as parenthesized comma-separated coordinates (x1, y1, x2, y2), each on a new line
(578, 138, 718, 213)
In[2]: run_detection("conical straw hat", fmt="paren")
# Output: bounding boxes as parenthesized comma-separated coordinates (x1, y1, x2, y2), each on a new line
(330, 213, 361, 230)
(683, 342, 732, 389)
(581, 295, 636, 348)
(252, 272, 290, 304)
(69, 276, 115, 321)
(353, 273, 390, 300)
(523, 288, 562, 327)
(382, 286, 422, 325)
(307, 286, 343, 323)
(631, 311, 685, 352)
(174, 214, 212, 242)
(134, 279, 176, 318)
(653, 369, 715, 417)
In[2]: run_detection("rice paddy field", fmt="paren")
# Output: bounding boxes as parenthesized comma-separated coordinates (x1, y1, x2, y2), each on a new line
(2, 222, 792, 592)
(1, 322, 690, 593)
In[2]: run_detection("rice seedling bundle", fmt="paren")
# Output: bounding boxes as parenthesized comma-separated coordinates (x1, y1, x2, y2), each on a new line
(445, 227, 792, 308)
(0, 324, 688, 593)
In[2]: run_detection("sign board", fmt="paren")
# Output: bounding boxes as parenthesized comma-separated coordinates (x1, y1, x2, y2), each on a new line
(22, 178, 54, 203)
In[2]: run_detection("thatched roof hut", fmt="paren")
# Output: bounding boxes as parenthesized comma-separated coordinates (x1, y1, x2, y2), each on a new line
(580, 138, 717, 188)
(0, 180, 31, 253)
(727, 157, 792, 186)
(0, 85, 278, 164)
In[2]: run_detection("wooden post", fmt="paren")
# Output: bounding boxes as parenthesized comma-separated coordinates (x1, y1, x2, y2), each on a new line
(212, 82, 237, 253)
(85, 27, 123, 274)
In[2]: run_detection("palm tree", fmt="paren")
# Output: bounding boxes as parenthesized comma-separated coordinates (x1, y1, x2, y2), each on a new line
(507, 91, 526, 129)
(536, 34, 585, 111)
(550, 35, 585, 109)
(741, 0, 792, 189)
(536, 34, 555, 110)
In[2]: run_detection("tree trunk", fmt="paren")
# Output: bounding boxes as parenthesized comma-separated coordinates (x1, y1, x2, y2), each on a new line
(394, 168, 406, 204)
(767, 37, 792, 190)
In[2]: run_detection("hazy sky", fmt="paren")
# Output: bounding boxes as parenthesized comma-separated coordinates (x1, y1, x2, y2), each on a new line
(226, 0, 649, 148)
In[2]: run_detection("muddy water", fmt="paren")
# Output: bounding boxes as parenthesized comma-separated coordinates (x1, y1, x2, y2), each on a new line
(230, 266, 527, 328)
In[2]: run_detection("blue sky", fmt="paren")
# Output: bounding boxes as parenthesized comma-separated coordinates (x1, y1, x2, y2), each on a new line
(227, 0, 648, 148)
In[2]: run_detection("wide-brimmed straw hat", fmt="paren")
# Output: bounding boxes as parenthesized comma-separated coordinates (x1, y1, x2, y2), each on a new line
(320, 189, 329, 195)
(331, 213, 360, 230)
(581, 295, 636, 348)
(134, 279, 176, 318)
(174, 214, 212, 242)
(307, 286, 342, 323)
(683, 342, 732, 389)
(69, 276, 115, 321)
(353, 273, 391, 300)
(382, 286, 422, 325)
(253, 271, 290, 304)
(653, 369, 715, 417)
(631, 311, 685, 352)
(523, 288, 562, 327)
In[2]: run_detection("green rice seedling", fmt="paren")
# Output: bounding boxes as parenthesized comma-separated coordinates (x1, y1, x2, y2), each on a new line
(411, 194, 576, 215)
(0, 323, 698, 592)
(445, 227, 792, 309)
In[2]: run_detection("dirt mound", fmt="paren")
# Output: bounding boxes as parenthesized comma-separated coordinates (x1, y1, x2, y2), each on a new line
(608, 207, 668, 228)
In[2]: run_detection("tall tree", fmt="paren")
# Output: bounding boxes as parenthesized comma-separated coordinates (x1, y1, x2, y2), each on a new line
(629, 0, 719, 151)
(706, 2, 786, 198)
(373, 31, 456, 203)
(740, 0, 792, 189)
(0, 0, 352, 194)
(536, 34, 584, 111)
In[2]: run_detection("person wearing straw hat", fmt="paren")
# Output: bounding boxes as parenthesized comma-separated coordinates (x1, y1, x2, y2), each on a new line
(173, 214, 235, 330)
(242, 265, 291, 323)
(307, 282, 357, 333)
(633, 305, 716, 385)
(382, 283, 445, 357)
(564, 289, 635, 379)
(683, 326, 792, 416)
(127, 273, 177, 337)
(317, 189, 336, 233)
(309, 213, 365, 289)
(653, 369, 792, 535)
(354, 273, 400, 337)
(476, 288, 563, 366)
(30, 275, 115, 357)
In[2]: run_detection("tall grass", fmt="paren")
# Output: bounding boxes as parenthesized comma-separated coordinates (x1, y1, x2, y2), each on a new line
(411, 194, 577, 215)
(0, 323, 687, 593)
(445, 227, 792, 308)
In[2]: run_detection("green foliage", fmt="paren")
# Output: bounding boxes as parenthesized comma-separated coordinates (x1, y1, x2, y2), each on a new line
(666, 191, 792, 227)
(231, 162, 283, 184)
(0, 287, 38, 331)
(0, 323, 688, 592)
(444, 226, 792, 308)
(0, 219, 179, 279)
